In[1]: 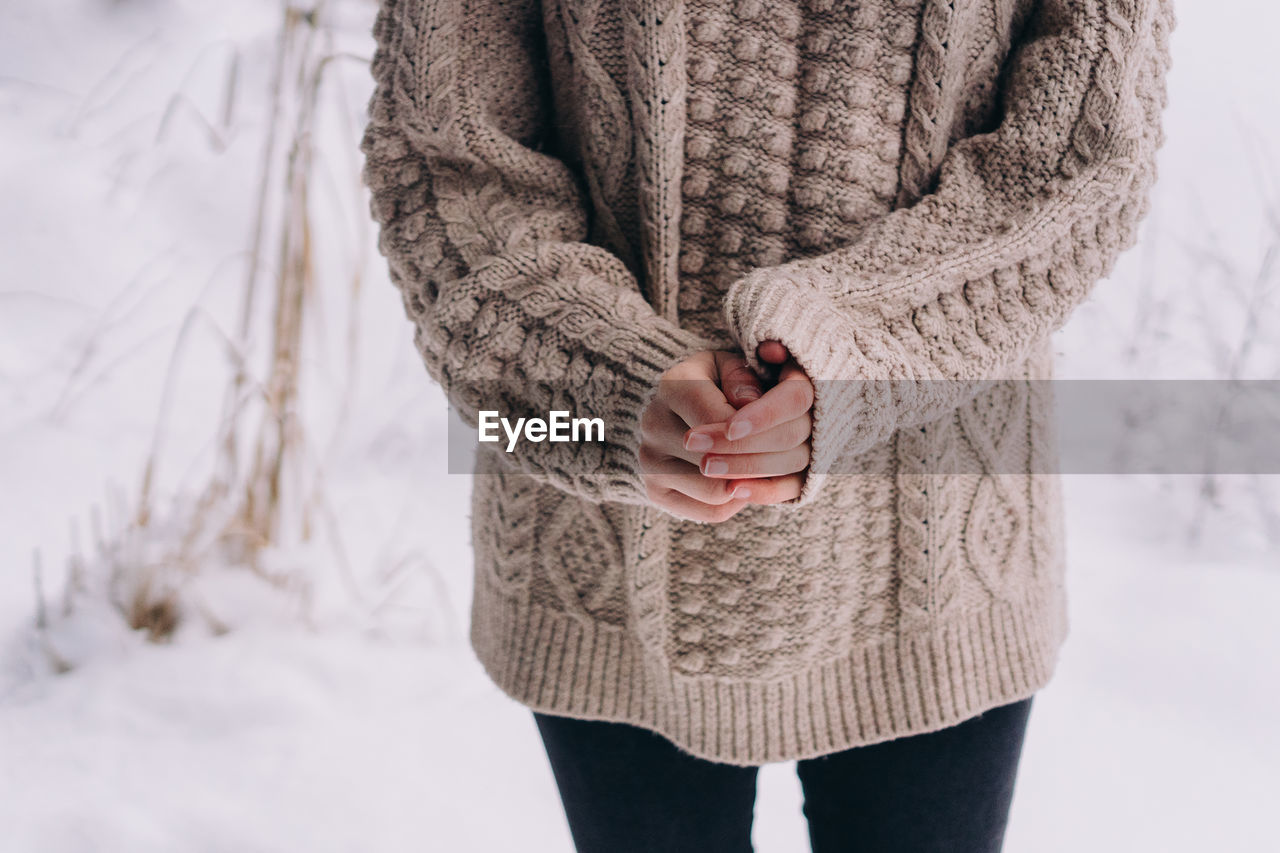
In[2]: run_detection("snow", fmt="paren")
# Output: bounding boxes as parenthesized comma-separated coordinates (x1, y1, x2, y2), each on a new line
(1, 1, 1277, 852)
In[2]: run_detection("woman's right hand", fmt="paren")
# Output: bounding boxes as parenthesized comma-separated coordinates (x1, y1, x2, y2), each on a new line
(687, 341, 814, 506)
(638, 350, 764, 523)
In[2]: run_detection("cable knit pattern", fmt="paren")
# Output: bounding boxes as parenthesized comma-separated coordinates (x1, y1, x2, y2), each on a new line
(361, 0, 715, 508)
(360, 0, 1175, 765)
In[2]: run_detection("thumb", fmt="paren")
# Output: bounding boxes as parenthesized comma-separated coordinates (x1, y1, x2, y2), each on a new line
(757, 340, 790, 365)
(715, 350, 764, 409)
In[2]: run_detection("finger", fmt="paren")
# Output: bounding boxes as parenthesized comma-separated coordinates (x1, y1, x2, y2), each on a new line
(641, 403, 705, 465)
(757, 340, 790, 364)
(700, 444, 811, 479)
(683, 412, 811, 455)
(724, 473, 805, 505)
(639, 449, 746, 505)
(659, 375, 737, 429)
(777, 359, 809, 384)
(651, 488, 750, 524)
(724, 362, 815, 441)
(715, 351, 763, 409)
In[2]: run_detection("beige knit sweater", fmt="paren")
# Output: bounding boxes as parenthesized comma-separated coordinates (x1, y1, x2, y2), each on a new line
(359, 0, 1174, 765)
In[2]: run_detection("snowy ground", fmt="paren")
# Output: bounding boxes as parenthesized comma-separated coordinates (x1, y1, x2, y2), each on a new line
(2, 1, 1277, 852)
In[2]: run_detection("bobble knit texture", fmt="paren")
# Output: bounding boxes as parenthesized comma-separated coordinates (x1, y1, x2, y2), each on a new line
(360, 0, 1175, 765)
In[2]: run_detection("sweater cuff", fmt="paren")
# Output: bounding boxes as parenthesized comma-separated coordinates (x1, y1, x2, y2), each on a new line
(599, 322, 720, 505)
(723, 271, 897, 507)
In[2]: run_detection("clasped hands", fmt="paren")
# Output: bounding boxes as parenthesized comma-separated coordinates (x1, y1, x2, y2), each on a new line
(639, 340, 814, 523)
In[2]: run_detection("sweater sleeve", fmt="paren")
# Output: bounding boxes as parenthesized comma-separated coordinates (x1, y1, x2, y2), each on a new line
(359, 0, 715, 505)
(722, 0, 1175, 505)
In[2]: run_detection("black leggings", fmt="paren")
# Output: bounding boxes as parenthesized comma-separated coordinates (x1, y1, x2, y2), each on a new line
(532, 696, 1033, 853)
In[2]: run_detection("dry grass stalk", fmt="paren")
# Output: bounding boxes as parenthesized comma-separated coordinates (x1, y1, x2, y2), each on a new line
(43, 1, 440, 659)
(46, 4, 333, 653)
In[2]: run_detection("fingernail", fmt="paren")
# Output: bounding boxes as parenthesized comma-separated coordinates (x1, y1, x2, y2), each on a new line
(703, 458, 728, 476)
(732, 486, 751, 500)
(726, 420, 752, 441)
(685, 432, 712, 452)
(732, 386, 760, 401)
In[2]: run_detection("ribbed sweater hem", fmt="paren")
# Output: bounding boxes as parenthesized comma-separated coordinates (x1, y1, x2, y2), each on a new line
(468, 570, 1069, 766)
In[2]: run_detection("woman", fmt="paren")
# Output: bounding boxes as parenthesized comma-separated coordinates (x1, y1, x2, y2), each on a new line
(360, 0, 1174, 850)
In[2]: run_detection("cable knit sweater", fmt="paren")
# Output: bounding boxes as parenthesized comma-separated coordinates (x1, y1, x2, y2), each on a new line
(359, 0, 1174, 765)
